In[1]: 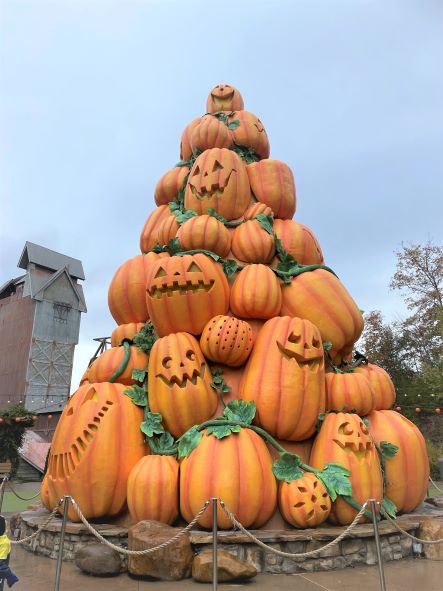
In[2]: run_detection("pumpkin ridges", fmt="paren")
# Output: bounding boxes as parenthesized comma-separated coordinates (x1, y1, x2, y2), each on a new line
(325, 373, 375, 416)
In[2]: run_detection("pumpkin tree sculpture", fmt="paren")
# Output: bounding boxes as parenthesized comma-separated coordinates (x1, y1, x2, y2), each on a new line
(42, 84, 429, 530)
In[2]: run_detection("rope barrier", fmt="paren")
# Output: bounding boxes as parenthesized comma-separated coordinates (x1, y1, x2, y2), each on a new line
(6, 481, 41, 502)
(378, 504, 443, 545)
(429, 476, 443, 495)
(10, 500, 63, 545)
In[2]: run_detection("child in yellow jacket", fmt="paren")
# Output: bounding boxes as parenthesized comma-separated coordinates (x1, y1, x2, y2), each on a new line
(0, 516, 18, 589)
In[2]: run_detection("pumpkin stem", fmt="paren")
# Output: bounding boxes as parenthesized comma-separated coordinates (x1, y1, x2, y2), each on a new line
(109, 341, 131, 383)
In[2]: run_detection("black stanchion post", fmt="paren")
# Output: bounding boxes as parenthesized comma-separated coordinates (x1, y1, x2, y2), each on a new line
(370, 499, 387, 591)
(0, 477, 8, 513)
(212, 497, 218, 591)
(54, 496, 70, 591)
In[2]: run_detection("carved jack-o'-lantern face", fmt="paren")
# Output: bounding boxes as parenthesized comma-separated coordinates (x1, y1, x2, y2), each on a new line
(333, 419, 372, 456)
(146, 253, 230, 337)
(228, 111, 270, 159)
(276, 317, 324, 370)
(279, 473, 331, 528)
(206, 84, 244, 113)
(184, 148, 250, 221)
(156, 345, 205, 389)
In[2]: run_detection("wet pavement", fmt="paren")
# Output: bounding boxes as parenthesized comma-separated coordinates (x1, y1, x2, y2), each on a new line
(8, 545, 443, 590)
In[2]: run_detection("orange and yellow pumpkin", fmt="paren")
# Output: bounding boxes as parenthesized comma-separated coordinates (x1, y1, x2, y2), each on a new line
(230, 264, 282, 319)
(247, 159, 296, 219)
(228, 111, 270, 159)
(190, 114, 232, 153)
(200, 315, 253, 367)
(206, 83, 244, 113)
(279, 473, 331, 528)
(231, 219, 275, 264)
(88, 345, 149, 386)
(325, 371, 375, 416)
(111, 322, 145, 347)
(154, 166, 189, 207)
(354, 363, 396, 410)
(177, 214, 231, 257)
(273, 219, 324, 265)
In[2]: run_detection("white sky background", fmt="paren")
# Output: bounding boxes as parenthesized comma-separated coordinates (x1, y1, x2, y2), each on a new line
(0, 0, 442, 390)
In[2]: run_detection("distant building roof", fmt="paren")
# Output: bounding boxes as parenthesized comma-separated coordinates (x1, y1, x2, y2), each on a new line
(18, 241, 85, 280)
(0, 275, 26, 299)
(19, 430, 50, 473)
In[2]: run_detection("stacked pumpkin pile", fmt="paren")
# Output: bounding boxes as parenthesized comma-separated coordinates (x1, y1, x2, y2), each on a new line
(41, 84, 429, 530)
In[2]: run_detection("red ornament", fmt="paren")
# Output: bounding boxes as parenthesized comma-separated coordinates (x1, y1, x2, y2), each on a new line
(32, 415, 37, 421)
(48, 414, 53, 420)
(395, 406, 402, 411)
(436, 408, 441, 414)
(15, 417, 21, 422)
(415, 407, 421, 413)
(0, 418, 3, 423)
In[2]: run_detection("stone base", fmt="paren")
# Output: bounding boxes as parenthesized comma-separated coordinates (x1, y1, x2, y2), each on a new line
(12, 503, 443, 575)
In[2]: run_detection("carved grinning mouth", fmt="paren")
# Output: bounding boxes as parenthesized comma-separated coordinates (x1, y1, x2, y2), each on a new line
(332, 440, 372, 453)
(156, 363, 206, 388)
(211, 90, 234, 106)
(189, 170, 234, 200)
(47, 400, 114, 479)
(276, 341, 323, 370)
(148, 279, 214, 299)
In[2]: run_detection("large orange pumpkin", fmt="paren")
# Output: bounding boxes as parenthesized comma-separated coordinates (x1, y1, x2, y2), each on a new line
(310, 412, 383, 525)
(111, 322, 144, 347)
(367, 410, 429, 513)
(177, 214, 231, 257)
(156, 215, 179, 245)
(140, 205, 172, 253)
(180, 118, 201, 161)
(228, 111, 270, 159)
(88, 345, 149, 386)
(231, 219, 275, 264)
(154, 166, 189, 207)
(206, 83, 244, 113)
(184, 148, 250, 221)
(108, 253, 168, 325)
(239, 316, 326, 441)
(279, 473, 331, 528)
(180, 428, 277, 529)
(273, 219, 324, 265)
(148, 332, 217, 438)
(127, 455, 179, 524)
(146, 253, 230, 336)
(190, 114, 232, 153)
(280, 269, 364, 360)
(230, 264, 282, 319)
(247, 159, 296, 219)
(354, 363, 396, 410)
(41, 382, 146, 520)
(325, 371, 375, 416)
(200, 315, 253, 367)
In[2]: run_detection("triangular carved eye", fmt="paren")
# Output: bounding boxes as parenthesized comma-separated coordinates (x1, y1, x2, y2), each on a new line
(212, 160, 224, 172)
(187, 262, 201, 273)
(192, 165, 200, 176)
(155, 267, 167, 278)
(288, 333, 301, 344)
(312, 337, 320, 347)
(81, 387, 98, 405)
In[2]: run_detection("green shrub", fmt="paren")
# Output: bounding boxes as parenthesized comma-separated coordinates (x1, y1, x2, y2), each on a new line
(426, 439, 443, 481)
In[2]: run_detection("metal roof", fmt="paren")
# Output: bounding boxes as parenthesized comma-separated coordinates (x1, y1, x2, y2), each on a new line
(18, 241, 85, 280)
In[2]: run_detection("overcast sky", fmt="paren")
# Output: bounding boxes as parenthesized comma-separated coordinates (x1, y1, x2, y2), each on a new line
(1, 0, 442, 389)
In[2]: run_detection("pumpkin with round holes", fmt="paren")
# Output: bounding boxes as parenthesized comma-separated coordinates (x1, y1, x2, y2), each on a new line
(177, 214, 231, 257)
(180, 117, 201, 161)
(184, 148, 250, 221)
(156, 215, 179, 246)
(146, 253, 230, 337)
(354, 363, 396, 410)
(367, 410, 429, 513)
(206, 83, 244, 113)
(239, 316, 326, 441)
(148, 332, 217, 438)
(140, 205, 172, 253)
(279, 473, 331, 528)
(228, 111, 270, 159)
(41, 382, 146, 520)
(108, 252, 169, 325)
(180, 428, 277, 529)
(111, 322, 144, 347)
(88, 345, 149, 386)
(243, 202, 273, 220)
(154, 166, 189, 207)
(273, 219, 324, 265)
(325, 371, 375, 416)
(247, 160, 296, 219)
(230, 264, 281, 319)
(231, 219, 275, 264)
(127, 455, 179, 524)
(200, 315, 253, 367)
(280, 269, 364, 361)
(310, 412, 383, 525)
(190, 114, 232, 153)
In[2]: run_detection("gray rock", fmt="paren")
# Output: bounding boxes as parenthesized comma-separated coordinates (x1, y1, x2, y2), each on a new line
(74, 543, 122, 576)
(192, 549, 257, 582)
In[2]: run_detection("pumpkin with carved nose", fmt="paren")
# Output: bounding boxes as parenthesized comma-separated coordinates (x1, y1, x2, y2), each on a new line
(310, 412, 383, 525)
(41, 382, 147, 520)
(148, 332, 218, 438)
(206, 83, 244, 113)
(146, 253, 230, 337)
(279, 473, 331, 528)
(239, 316, 326, 441)
(184, 148, 250, 221)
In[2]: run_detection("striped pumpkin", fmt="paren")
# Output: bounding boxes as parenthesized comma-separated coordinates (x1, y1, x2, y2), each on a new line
(246, 159, 296, 219)
(273, 219, 324, 265)
(206, 83, 244, 113)
(177, 214, 231, 257)
(231, 219, 275, 264)
(354, 364, 396, 410)
(156, 215, 179, 245)
(243, 201, 273, 220)
(230, 264, 282, 319)
(88, 346, 149, 386)
(367, 410, 429, 513)
(140, 205, 171, 253)
(200, 315, 254, 367)
(180, 117, 201, 161)
(239, 316, 326, 441)
(111, 323, 144, 347)
(279, 473, 331, 528)
(228, 110, 270, 159)
(190, 114, 232, 152)
(280, 269, 364, 360)
(325, 371, 375, 416)
(127, 455, 179, 524)
(154, 166, 189, 207)
(180, 428, 277, 529)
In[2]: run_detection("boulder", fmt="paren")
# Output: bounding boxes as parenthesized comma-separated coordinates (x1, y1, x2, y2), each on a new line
(192, 549, 257, 582)
(74, 543, 122, 576)
(128, 520, 193, 580)
(419, 517, 443, 561)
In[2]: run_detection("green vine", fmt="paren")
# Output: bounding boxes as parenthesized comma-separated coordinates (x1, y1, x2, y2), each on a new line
(109, 341, 131, 383)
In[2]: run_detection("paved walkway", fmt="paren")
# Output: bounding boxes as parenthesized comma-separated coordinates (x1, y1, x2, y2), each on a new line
(8, 545, 443, 590)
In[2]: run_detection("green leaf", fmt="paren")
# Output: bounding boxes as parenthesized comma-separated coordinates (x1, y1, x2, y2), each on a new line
(167, 237, 182, 254)
(272, 453, 304, 483)
(133, 321, 158, 354)
(131, 368, 147, 383)
(222, 259, 242, 277)
(380, 441, 399, 459)
(227, 119, 240, 130)
(223, 400, 256, 425)
(382, 496, 398, 518)
(207, 424, 241, 439)
(207, 208, 228, 224)
(124, 384, 147, 407)
(152, 243, 167, 254)
(255, 213, 274, 236)
(168, 202, 181, 214)
(148, 432, 176, 455)
(177, 425, 202, 459)
(323, 341, 333, 352)
(317, 462, 352, 501)
(140, 412, 165, 437)
(175, 210, 198, 224)
(210, 367, 232, 395)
